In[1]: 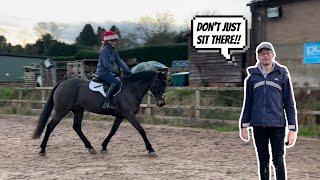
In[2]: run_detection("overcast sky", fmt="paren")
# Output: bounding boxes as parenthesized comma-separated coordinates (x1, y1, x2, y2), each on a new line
(0, 0, 251, 45)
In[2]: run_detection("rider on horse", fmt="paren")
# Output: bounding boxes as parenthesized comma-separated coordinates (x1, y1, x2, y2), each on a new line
(97, 31, 132, 109)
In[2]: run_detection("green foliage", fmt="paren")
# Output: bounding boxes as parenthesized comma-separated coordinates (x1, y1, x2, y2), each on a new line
(96, 26, 106, 44)
(47, 41, 79, 56)
(0, 88, 15, 99)
(119, 44, 188, 66)
(110, 25, 121, 38)
(298, 125, 320, 138)
(50, 44, 188, 65)
(201, 90, 243, 107)
(75, 24, 98, 46)
(165, 89, 194, 105)
(74, 50, 98, 59)
(200, 109, 240, 120)
(297, 95, 320, 111)
(0, 35, 7, 52)
(52, 56, 76, 61)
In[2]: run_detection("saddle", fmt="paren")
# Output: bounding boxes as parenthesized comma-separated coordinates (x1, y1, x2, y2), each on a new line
(89, 74, 122, 97)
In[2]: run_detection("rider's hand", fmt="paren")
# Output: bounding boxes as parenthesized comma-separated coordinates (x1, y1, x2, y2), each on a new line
(124, 71, 132, 78)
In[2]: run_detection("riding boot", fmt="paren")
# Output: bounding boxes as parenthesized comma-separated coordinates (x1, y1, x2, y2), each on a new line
(260, 164, 270, 180)
(102, 83, 117, 109)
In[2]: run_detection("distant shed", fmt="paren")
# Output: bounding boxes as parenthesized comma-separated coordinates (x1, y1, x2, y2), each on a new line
(186, 34, 246, 87)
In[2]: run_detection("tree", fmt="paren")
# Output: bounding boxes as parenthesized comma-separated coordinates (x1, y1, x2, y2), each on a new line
(46, 41, 78, 56)
(110, 25, 121, 38)
(24, 44, 38, 55)
(135, 13, 178, 45)
(75, 24, 98, 46)
(96, 26, 106, 44)
(11, 45, 24, 54)
(0, 35, 7, 53)
(174, 30, 188, 43)
(33, 22, 65, 40)
(35, 33, 55, 55)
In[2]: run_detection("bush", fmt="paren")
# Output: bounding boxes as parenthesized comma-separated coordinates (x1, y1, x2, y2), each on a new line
(52, 56, 76, 61)
(51, 44, 188, 65)
(0, 88, 16, 99)
(119, 44, 188, 66)
(74, 50, 98, 59)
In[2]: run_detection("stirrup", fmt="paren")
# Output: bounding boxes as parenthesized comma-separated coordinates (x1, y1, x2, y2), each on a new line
(102, 101, 115, 109)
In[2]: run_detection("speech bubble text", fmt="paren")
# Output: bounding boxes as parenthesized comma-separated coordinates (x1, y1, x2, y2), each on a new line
(192, 16, 248, 60)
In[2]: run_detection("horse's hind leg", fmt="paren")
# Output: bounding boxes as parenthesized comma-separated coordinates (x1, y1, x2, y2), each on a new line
(39, 111, 68, 156)
(72, 109, 96, 154)
(125, 114, 156, 156)
(101, 116, 123, 153)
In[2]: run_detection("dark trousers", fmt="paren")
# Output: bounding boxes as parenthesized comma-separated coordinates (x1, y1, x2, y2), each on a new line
(253, 126, 286, 180)
(99, 73, 119, 85)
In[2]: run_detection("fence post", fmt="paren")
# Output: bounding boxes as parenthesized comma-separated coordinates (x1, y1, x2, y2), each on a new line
(18, 89, 22, 108)
(146, 93, 152, 115)
(41, 89, 45, 108)
(195, 90, 201, 118)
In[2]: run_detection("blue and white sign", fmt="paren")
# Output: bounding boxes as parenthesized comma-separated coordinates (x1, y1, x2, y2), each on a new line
(304, 42, 320, 64)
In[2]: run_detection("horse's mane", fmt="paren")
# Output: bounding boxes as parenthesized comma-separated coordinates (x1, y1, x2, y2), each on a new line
(124, 71, 157, 82)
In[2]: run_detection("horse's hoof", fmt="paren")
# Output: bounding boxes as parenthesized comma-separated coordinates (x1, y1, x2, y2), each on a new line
(148, 151, 157, 157)
(88, 148, 97, 155)
(39, 152, 46, 157)
(100, 149, 108, 154)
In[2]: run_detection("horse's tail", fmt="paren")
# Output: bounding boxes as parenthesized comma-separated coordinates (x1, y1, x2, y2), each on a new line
(32, 83, 60, 139)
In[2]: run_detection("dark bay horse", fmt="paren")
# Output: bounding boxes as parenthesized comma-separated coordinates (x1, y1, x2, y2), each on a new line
(32, 71, 167, 156)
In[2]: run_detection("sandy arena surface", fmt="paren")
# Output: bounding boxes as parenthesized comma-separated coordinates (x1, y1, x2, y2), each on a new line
(0, 114, 319, 180)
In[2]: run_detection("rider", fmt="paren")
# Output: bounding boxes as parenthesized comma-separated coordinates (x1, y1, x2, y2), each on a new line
(97, 31, 132, 109)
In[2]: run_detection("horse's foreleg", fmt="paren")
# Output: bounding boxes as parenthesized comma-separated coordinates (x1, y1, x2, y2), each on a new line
(125, 114, 156, 156)
(72, 109, 96, 154)
(101, 116, 123, 153)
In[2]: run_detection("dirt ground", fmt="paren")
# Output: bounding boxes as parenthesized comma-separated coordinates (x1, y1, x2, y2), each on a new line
(0, 114, 319, 180)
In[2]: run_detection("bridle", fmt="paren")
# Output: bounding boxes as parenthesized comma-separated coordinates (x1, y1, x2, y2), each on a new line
(148, 71, 167, 99)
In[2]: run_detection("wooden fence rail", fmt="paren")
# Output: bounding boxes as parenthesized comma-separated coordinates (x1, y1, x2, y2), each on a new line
(0, 87, 319, 123)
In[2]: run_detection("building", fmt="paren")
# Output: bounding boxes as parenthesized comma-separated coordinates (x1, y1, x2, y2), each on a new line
(0, 54, 46, 85)
(248, 0, 320, 87)
(186, 33, 246, 87)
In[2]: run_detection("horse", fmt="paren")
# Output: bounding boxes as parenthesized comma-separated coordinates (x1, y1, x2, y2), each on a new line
(32, 70, 167, 157)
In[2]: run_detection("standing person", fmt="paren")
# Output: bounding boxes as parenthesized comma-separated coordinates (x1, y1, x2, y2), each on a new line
(239, 42, 298, 180)
(97, 31, 132, 109)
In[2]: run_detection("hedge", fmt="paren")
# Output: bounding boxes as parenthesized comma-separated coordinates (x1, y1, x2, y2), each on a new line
(51, 44, 188, 66)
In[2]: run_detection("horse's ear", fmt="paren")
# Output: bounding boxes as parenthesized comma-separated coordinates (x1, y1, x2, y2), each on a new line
(157, 68, 168, 76)
(156, 71, 168, 80)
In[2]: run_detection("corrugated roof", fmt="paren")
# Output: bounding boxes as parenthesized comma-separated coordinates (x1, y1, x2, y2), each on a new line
(0, 55, 45, 82)
(247, 0, 306, 7)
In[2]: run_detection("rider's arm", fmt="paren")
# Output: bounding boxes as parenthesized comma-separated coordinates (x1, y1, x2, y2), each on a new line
(114, 52, 131, 74)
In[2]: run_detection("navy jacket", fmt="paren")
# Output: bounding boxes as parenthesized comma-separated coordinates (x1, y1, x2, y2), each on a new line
(240, 62, 297, 131)
(97, 44, 131, 76)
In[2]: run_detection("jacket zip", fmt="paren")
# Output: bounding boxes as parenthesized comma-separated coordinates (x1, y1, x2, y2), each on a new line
(263, 79, 266, 127)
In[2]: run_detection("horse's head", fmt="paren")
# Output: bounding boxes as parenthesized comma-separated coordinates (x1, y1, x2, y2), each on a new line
(150, 69, 168, 107)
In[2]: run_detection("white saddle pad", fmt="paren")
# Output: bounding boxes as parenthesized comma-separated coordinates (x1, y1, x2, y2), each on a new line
(89, 81, 106, 97)
(89, 79, 122, 97)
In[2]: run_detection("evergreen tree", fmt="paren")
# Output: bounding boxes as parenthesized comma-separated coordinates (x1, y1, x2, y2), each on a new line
(110, 25, 121, 38)
(96, 26, 106, 44)
(75, 24, 98, 46)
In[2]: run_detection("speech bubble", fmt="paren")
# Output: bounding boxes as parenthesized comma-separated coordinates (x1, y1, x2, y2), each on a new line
(191, 15, 248, 60)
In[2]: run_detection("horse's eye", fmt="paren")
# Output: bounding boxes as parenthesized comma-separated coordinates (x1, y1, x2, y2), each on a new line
(162, 94, 166, 98)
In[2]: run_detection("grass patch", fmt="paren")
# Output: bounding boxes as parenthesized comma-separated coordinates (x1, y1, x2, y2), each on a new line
(1, 102, 32, 115)
(200, 109, 240, 120)
(298, 125, 320, 138)
(0, 88, 19, 99)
